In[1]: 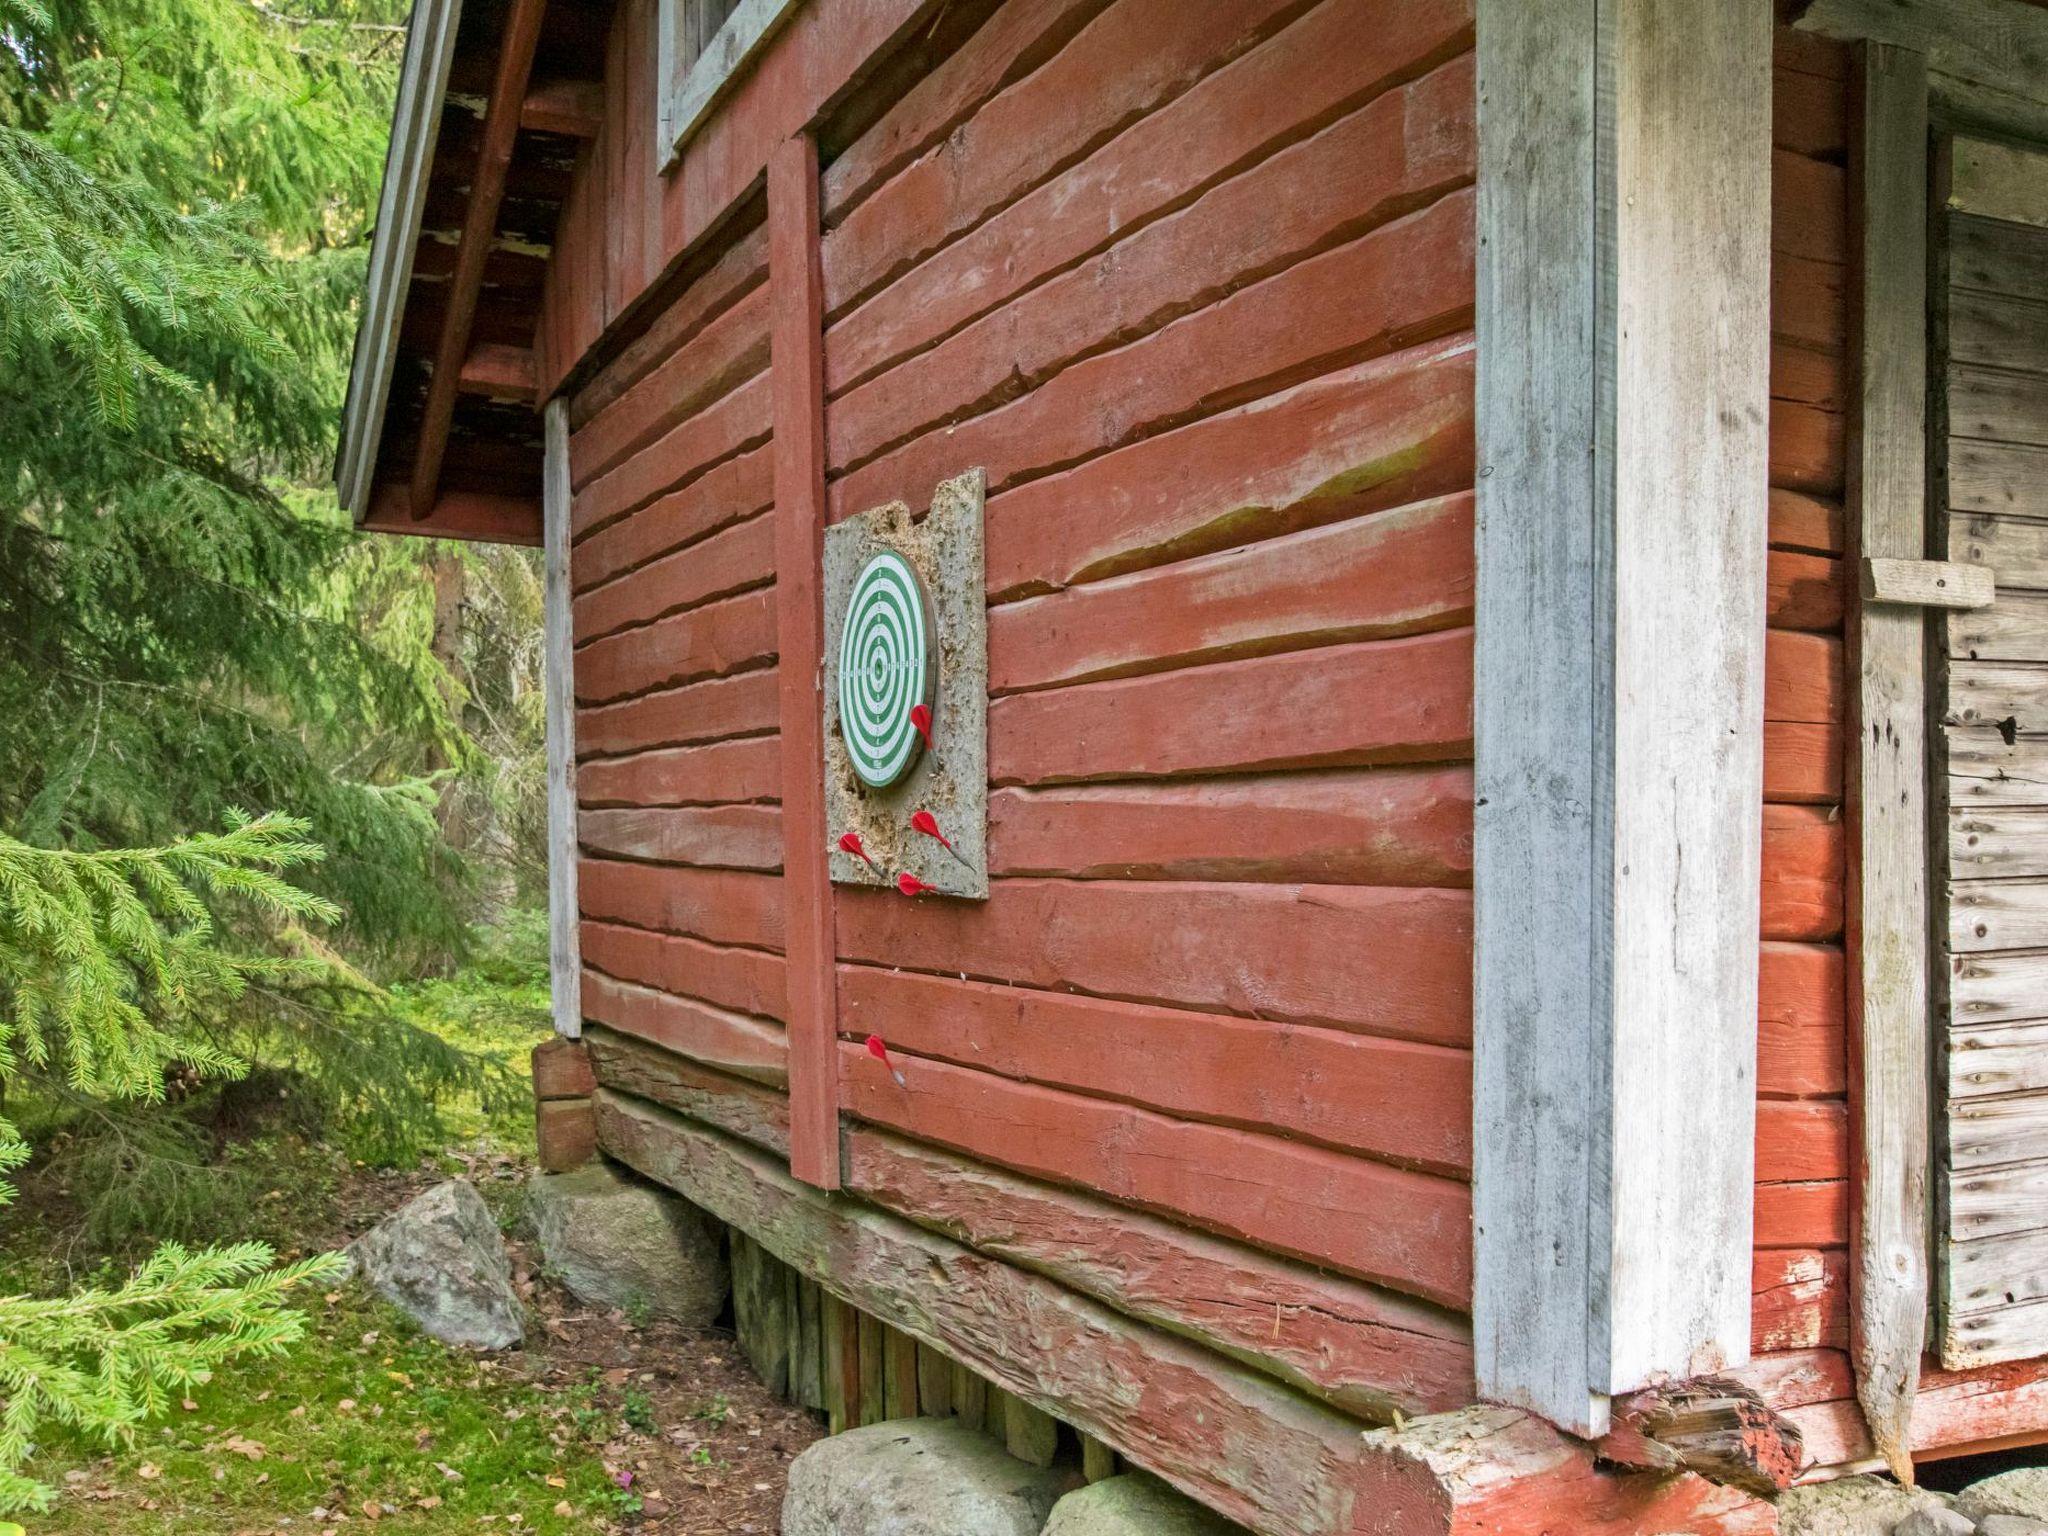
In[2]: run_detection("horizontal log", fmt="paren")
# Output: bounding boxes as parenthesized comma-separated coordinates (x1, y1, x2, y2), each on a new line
(1947, 1158, 2048, 1244)
(1752, 1248, 1848, 1354)
(990, 494, 1472, 694)
(579, 858, 785, 952)
(1947, 1224, 2048, 1317)
(572, 443, 774, 595)
(818, 0, 1113, 224)
(988, 335, 1474, 597)
(1758, 942, 1846, 1099)
(581, 920, 786, 1020)
(1949, 287, 2048, 382)
(571, 285, 771, 487)
(1755, 1179, 1848, 1250)
(1951, 945, 2048, 1030)
(1765, 720, 1844, 804)
(1950, 878, 2048, 953)
(835, 876, 1471, 1046)
(569, 223, 768, 431)
(1952, 511, 2048, 590)
(837, 1042, 1470, 1304)
(1765, 629, 1840, 725)
(828, 188, 1475, 521)
(1773, 149, 1845, 264)
(1951, 364, 2048, 451)
(989, 627, 1471, 785)
(577, 666, 780, 758)
(1948, 660, 2048, 727)
(1769, 551, 1845, 632)
(1952, 592, 2048, 664)
(1771, 339, 1847, 415)
(1952, 440, 2048, 521)
(458, 342, 537, 400)
(830, 59, 1473, 469)
(520, 76, 603, 138)
(1761, 805, 1844, 943)
(582, 970, 787, 1086)
(1949, 1087, 2048, 1171)
(1772, 254, 1848, 356)
(1773, 58, 1846, 158)
(1731, 1348, 1852, 1415)
(574, 371, 771, 536)
(1783, 1353, 2048, 1470)
(838, 964, 1470, 1170)
(360, 487, 541, 545)
(573, 586, 777, 705)
(1949, 725, 2048, 808)
(594, 1089, 1769, 1535)
(986, 768, 1473, 886)
(819, 0, 1308, 320)
(573, 512, 775, 643)
(1949, 804, 2048, 880)
(841, 1126, 1473, 1420)
(1757, 1100, 1847, 1185)
(584, 1026, 789, 1153)
(826, 2, 1471, 397)
(579, 803, 782, 869)
(1952, 209, 2048, 302)
(1610, 1377, 1803, 1496)
(1769, 397, 1846, 496)
(578, 734, 779, 807)
(1768, 489, 1845, 558)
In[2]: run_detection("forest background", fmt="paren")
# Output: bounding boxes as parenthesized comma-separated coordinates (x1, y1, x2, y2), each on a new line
(0, 0, 560, 1515)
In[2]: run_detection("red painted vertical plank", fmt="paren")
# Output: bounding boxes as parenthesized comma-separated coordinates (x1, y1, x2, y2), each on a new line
(769, 133, 840, 1189)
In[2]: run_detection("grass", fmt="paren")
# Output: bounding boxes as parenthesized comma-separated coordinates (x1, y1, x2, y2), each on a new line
(0, 916, 654, 1532)
(22, 1290, 646, 1534)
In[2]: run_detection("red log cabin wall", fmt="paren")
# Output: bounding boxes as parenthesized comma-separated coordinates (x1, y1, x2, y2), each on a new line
(1747, 24, 2048, 1468)
(547, 0, 1481, 1425)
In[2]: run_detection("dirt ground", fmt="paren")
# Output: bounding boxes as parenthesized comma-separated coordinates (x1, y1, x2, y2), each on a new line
(32, 1150, 825, 1535)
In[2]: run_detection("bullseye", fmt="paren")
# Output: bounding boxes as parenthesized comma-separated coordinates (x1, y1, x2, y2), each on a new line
(836, 549, 935, 789)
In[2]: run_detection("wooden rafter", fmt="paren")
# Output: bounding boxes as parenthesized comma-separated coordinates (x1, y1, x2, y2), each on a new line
(408, 0, 549, 517)
(521, 77, 604, 138)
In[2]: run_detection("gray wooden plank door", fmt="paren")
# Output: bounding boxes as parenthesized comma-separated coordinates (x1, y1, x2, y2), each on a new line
(1937, 134, 2048, 1369)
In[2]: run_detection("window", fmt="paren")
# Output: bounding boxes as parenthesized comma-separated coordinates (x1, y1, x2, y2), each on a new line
(658, 0, 803, 163)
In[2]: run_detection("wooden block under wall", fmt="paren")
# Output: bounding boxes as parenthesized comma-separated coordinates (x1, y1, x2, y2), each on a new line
(824, 1293, 858, 1434)
(1002, 1389, 1060, 1469)
(858, 1311, 886, 1427)
(791, 1271, 825, 1412)
(532, 1036, 596, 1098)
(916, 1343, 953, 1418)
(731, 1232, 791, 1397)
(884, 1325, 919, 1419)
(535, 1097, 596, 1172)
(1081, 1432, 1117, 1483)
(954, 1363, 988, 1433)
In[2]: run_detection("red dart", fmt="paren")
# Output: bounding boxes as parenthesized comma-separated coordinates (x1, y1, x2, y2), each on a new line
(909, 809, 972, 869)
(864, 1033, 908, 1088)
(836, 830, 880, 875)
(908, 704, 934, 752)
(896, 872, 934, 897)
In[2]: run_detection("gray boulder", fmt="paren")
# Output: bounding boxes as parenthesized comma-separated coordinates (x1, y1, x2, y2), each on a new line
(783, 1418, 1075, 1536)
(527, 1161, 727, 1325)
(1960, 1469, 2048, 1522)
(1977, 1517, 2048, 1536)
(1779, 1476, 1956, 1536)
(1044, 1473, 1246, 1536)
(346, 1179, 522, 1350)
(1892, 1509, 1975, 1536)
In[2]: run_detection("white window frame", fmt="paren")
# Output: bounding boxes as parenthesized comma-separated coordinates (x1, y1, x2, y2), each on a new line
(658, 0, 804, 165)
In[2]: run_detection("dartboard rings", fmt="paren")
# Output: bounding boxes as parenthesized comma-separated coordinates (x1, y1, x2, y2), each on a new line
(836, 550, 937, 789)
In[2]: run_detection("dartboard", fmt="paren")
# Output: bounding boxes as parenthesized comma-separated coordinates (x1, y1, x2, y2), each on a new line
(836, 550, 936, 789)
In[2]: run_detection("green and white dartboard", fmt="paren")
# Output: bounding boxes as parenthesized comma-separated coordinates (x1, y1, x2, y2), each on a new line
(836, 549, 936, 789)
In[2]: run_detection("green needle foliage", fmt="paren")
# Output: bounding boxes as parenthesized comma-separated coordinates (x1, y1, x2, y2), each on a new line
(0, 815, 355, 1512)
(0, 1241, 346, 1513)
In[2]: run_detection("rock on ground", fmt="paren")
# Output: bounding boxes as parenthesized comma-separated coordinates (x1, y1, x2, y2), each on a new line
(1043, 1473, 1247, 1536)
(1894, 1508, 1977, 1536)
(1975, 1516, 2048, 1536)
(527, 1161, 727, 1325)
(1778, 1475, 1958, 1536)
(1960, 1470, 2048, 1523)
(346, 1178, 522, 1350)
(782, 1418, 1075, 1536)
